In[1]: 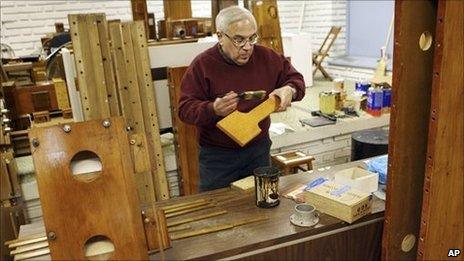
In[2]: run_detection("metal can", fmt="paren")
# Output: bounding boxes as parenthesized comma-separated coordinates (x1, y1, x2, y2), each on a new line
(355, 80, 371, 94)
(367, 87, 383, 117)
(254, 166, 280, 208)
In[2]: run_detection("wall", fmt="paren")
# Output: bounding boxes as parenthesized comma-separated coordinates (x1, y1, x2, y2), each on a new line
(1, 0, 347, 59)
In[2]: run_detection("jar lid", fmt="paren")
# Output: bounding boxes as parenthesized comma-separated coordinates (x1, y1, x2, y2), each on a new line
(253, 166, 280, 178)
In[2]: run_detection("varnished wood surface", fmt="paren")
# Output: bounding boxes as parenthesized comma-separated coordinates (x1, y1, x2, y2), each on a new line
(247, 0, 283, 54)
(151, 159, 385, 260)
(382, 1, 437, 260)
(163, 0, 192, 20)
(418, 0, 464, 259)
(168, 67, 200, 195)
(217, 97, 278, 147)
(29, 117, 148, 260)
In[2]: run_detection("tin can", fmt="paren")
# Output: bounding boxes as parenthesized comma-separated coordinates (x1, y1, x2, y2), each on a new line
(254, 166, 280, 208)
(355, 80, 371, 94)
(382, 87, 392, 113)
(319, 91, 337, 114)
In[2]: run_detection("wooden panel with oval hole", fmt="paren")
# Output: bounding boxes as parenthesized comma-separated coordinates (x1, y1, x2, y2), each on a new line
(29, 117, 148, 260)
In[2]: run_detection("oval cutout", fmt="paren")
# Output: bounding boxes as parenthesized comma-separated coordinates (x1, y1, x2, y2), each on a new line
(84, 235, 115, 260)
(70, 151, 102, 182)
(419, 31, 433, 51)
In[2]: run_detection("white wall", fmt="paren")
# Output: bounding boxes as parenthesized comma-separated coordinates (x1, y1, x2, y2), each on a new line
(1, 0, 347, 58)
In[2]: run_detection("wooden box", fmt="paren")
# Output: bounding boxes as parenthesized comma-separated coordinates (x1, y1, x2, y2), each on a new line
(303, 181, 372, 223)
(334, 167, 379, 194)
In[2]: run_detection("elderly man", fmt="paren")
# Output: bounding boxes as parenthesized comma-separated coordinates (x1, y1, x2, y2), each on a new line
(178, 6, 305, 192)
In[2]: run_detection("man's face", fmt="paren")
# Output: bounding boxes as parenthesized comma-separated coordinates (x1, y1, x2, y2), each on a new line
(219, 19, 257, 65)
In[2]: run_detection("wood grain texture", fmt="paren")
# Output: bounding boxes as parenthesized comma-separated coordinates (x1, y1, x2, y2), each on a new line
(418, 1, 464, 260)
(382, 1, 437, 259)
(52, 78, 70, 110)
(247, 0, 283, 54)
(12, 82, 58, 115)
(163, 0, 192, 20)
(217, 97, 278, 147)
(131, 0, 149, 39)
(130, 21, 170, 200)
(167, 67, 200, 195)
(151, 159, 385, 260)
(29, 117, 148, 260)
(68, 14, 110, 120)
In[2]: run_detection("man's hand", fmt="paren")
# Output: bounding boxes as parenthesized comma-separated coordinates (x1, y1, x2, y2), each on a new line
(270, 85, 295, 111)
(213, 91, 239, 116)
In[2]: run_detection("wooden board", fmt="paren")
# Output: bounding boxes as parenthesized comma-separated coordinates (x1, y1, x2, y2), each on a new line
(29, 117, 148, 260)
(417, 1, 463, 259)
(68, 14, 110, 120)
(382, 1, 437, 260)
(247, 0, 283, 54)
(163, 0, 192, 20)
(52, 78, 70, 110)
(130, 21, 170, 200)
(167, 67, 199, 195)
(108, 21, 156, 203)
(131, 0, 149, 39)
(217, 97, 278, 147)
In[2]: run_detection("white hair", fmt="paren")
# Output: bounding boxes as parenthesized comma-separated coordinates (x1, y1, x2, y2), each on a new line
(215, 6, 257, 33)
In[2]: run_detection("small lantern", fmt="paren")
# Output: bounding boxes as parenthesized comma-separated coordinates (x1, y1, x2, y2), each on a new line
(254, 166, 280, 208)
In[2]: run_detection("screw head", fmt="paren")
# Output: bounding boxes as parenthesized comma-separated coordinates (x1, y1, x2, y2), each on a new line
(63, 124, 71, 133)
(102, 119, 111, 128)
(47, 231, 56, 240)
(31, 138, 40, 147)
(130, 139, 136, 145)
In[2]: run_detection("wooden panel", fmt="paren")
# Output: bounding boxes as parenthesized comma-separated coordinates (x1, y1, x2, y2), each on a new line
(211, 0, 238, 32)
(52, 78, 70, 110)
(382, 1, 437, 259)
(243, 220, 383, 260)
(94, 14, 120, 117)
(163, 0, 192, 20)
(167, 67, 199, 195)
(29, 117, 148, 260)
(217, 97, 278, 147)
(109, 21, 156, 204)
(13, 82, 58, 115)
(68, 14, 110, 120)
(247, 0, 283, 54)
(131, 0, 149, 39)
(418, 0, 463, 259)
(130, 21, 170, 200)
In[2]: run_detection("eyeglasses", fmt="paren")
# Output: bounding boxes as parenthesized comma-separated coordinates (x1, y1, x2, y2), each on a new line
(223, 33, 259, 48)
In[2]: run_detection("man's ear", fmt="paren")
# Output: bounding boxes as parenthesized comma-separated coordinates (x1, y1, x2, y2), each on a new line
(217, 32, 224, 45)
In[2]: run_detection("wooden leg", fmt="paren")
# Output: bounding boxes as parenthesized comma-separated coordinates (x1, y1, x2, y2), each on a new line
(319, 64, 333, 80)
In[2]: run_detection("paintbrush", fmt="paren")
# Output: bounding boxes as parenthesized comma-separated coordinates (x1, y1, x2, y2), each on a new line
(220, 90, 266, 100)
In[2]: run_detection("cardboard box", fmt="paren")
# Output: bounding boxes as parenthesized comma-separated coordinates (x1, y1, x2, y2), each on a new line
(303, 181, 372, 223)
(334, 167, 379, 193)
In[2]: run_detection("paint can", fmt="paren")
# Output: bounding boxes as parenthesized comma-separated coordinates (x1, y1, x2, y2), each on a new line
(355, 80, 371, 94)
(367, 86, 383, 117)
(254, 166, 280, 208)
(319, 91, 337, 115)
(382, 87, 392, 113)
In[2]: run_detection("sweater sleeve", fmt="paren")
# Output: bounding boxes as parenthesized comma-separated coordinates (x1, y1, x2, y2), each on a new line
(178, 61, 219, 126)
(277, 56, 306, 101)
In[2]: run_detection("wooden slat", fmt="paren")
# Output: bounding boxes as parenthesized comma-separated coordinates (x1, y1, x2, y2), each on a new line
(68, 14, 110, 120)
(165, 205, 216, 218)
(14, 247, 50, 261)
(130, 21, 170, 200)
(94, 14, 120, 117)
(167, 67, 199, 195)
(109, 20, 156, 204)
(382, 1, 437, 260)
(418, 1, 463, 259)
(131, 0, 149, 38)
(163, 0, 192, 20)
(10, 241, 48, 255)
(167, 210, 228, 227)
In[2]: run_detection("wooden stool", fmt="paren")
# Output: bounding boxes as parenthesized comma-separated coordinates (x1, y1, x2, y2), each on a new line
(32, 111, 50, 123)
(271, 150, 315, 176)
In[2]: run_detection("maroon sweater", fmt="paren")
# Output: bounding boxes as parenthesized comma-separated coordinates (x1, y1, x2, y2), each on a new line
(178, 44, 305, 149)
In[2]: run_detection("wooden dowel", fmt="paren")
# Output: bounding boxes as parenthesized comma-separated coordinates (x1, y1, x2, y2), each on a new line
(165, 205, 215, 218)
(170, 216, 268, 240)
(10, 241, 49, 255)
(167, 224, 191, 233)
(164, 201, 210, 214)
(14, 247, 50, 261)
(5, 233, 45, 246)
(167, 210, 228, 227)
(162, 199, 207, 211)
(8, 237, 48, 249)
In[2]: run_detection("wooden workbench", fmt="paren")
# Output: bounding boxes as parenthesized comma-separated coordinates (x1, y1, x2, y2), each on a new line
(14, 159, 384, 260)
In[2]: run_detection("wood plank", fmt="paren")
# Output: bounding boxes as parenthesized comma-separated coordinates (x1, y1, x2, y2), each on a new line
(52, 78, 70, 110)
(418, 1, 463, 259)
(14, 247, 50, 261)
(131, 0, 150, 39)
(382, 1, 437, 260)
(94, 14, 120, 117)
(130, 21, 170, 200)
(167, 67, 200, 195)
(68, 14, 110, 120)
(165, 205, 216, 218)
(10, 240, 48, 255)
(247, 0, 283, 54)
(163, 0, 192, 20)
(29, 117, 148, 260)
(217, 97, 278, 147)
(162, 199, 207, 211)
(166, 210, 228, 227)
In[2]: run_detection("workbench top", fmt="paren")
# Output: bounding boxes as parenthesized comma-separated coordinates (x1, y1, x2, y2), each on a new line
(152, 159, 385, 260)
